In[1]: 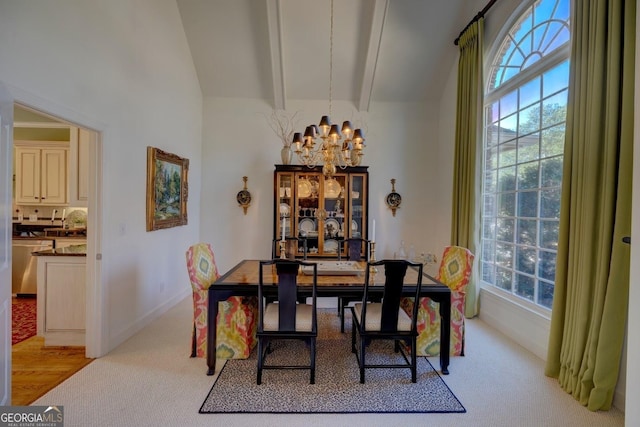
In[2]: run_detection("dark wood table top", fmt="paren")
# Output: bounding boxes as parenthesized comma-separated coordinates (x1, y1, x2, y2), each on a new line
(213, 259, 450, 293)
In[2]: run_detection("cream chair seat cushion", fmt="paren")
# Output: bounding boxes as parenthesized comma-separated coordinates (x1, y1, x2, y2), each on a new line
(353, 302, 412, 331)
(263, 303, 313, 332)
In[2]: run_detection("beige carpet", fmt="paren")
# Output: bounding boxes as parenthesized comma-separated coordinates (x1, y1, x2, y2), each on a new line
(33, 296, 625, 427)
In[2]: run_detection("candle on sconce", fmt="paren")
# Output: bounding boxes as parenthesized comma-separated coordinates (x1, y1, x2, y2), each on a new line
(51, 209, 57, 221)
(61, 209, 66, 221)
(281, 216, 286, 241)
(372, 219, 376, 243)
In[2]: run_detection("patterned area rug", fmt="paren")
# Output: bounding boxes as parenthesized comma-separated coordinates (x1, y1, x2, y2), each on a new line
(12, 297, 37, 345)
(200, 311, 465, 414)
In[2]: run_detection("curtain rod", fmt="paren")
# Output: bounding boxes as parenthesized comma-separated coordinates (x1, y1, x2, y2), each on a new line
(454, 0, 499, 45)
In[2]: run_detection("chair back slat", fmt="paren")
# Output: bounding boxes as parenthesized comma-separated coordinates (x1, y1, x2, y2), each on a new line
(340, 238, 370, 261)
(379, 261, 408, 332)
(275, 261, 300, 331)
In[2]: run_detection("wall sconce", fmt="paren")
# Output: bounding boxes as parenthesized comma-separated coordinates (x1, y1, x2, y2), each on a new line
(236, 176, 252, 215)
(385, 178, 402, 217)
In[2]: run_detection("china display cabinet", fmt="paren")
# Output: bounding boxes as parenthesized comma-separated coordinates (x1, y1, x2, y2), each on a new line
(274, 165, 368, 258)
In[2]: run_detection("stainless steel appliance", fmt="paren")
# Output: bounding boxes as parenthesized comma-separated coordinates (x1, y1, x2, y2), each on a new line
(12, 239, 53, 295)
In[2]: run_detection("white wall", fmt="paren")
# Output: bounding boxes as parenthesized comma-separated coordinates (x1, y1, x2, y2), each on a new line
(625, 2, 640, 424)
(200, 97, 448, 273)
(0, 0, 202, 354)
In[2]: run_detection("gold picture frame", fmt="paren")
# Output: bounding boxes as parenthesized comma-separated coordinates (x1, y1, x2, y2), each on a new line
(146, 146, 189, 231)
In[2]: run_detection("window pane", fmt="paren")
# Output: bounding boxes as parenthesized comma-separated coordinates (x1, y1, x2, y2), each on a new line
(515, 274, 535, 301)
(518, 134, 540, 163)
(538, 280, 554, 308)
(543, 61, 570, 97)
(484, 170, 497, 193)
(542, 90, 568, 128)
(483, 217, 495, 239)
(520, 77, 541, 108)
(541, 124, 565, 157)
(540, 188, 561, 218)
(539, 250, 557, 281)
(540, 220, 559, 249)
(482, 262, 496, 283)
(500, 90, 518, 118)
(498, 166, 516, 192)
(517, 219, 537, 245)
(496, 243, 514, 268)
(499, 143, 517, 167)
(482, 240, 496, 262)
(498, 192, 515, 216)
(496, 267, 513, 291)
(541, 156, 563, 187)
(517, 161, 539, 190)
(497, 218, 514, 242)
(518, 191, 538, 217)
(519, 102, 541, 135)
(516, 247, 536, 275)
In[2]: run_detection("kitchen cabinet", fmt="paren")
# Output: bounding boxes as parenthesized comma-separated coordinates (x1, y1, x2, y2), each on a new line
(36, 253, 86, 346)
(14, 140, 69, 205)
(274, 165, 368, 258)
(68, 127, 90, 207)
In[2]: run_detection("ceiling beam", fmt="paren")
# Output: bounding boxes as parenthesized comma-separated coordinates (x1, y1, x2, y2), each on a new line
(266, 0, 286, 110)
(357, 0, 388, 112)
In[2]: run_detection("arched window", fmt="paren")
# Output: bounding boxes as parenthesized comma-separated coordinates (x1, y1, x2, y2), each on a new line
(481, 0, 570, 309)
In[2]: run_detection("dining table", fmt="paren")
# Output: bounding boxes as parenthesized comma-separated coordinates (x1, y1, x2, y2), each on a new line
(206, 259, 452, 375)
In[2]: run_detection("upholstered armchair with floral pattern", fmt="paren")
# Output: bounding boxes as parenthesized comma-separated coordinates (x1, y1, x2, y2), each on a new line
(400, 246, 474, 356)
(186, 243, 258, 358)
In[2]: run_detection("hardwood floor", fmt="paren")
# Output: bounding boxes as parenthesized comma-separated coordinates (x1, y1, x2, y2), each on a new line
(12, 336, 93, 405)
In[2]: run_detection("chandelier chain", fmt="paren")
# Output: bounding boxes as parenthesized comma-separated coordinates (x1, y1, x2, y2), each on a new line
(291, 0, 365, 178)
(329, 0, 334, 118)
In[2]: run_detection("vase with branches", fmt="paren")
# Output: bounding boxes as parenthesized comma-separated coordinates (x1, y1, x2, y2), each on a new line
(266, 110, 299, 164)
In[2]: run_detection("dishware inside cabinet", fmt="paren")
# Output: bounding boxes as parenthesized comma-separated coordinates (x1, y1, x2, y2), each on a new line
(274, 165, 368, 258)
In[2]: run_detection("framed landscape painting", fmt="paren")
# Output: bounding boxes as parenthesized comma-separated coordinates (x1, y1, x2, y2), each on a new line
(146, 146, 189, 231)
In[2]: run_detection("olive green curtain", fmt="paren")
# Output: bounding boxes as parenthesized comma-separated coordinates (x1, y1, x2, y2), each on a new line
(544, 0, 634, 411)
(451, 18, 483, 318)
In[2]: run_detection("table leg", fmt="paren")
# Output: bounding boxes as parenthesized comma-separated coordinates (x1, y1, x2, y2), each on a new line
(206, 291, 220, 376)
(439, 293, 451, 375)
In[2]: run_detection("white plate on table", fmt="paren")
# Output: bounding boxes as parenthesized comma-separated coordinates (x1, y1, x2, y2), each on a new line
(324, 239, 339, 253)
(299, 218, 316, 233)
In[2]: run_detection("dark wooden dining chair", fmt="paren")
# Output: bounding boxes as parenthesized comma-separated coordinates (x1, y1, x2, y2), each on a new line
(271, 237, 307, 260)
(257, 259, 318, 384)
(337, 237, 370, 332)
(351, 259, 423, 383)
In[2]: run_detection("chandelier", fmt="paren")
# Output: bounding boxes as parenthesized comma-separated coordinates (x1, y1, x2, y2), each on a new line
(292, 0, 365, 178)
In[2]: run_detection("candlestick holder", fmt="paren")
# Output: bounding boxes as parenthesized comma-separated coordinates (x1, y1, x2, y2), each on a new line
(279, 239, 287, 259)
(369, 241, 378, 273)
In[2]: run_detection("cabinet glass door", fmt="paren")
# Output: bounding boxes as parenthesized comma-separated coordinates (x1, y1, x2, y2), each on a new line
(349, 173, 367, 241)
(276, 172, 294, 257)
(295, 173, 321, 256)
(321, 174, 347, 257)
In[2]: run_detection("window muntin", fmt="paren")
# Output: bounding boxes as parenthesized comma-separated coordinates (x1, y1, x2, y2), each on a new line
(482, 0, 570, 310)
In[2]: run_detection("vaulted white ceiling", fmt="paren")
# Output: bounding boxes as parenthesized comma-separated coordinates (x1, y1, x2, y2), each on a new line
(176, 0, 487, 111)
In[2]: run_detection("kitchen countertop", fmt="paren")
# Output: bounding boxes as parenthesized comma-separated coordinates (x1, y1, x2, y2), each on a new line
(32, 244, 87, 257)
